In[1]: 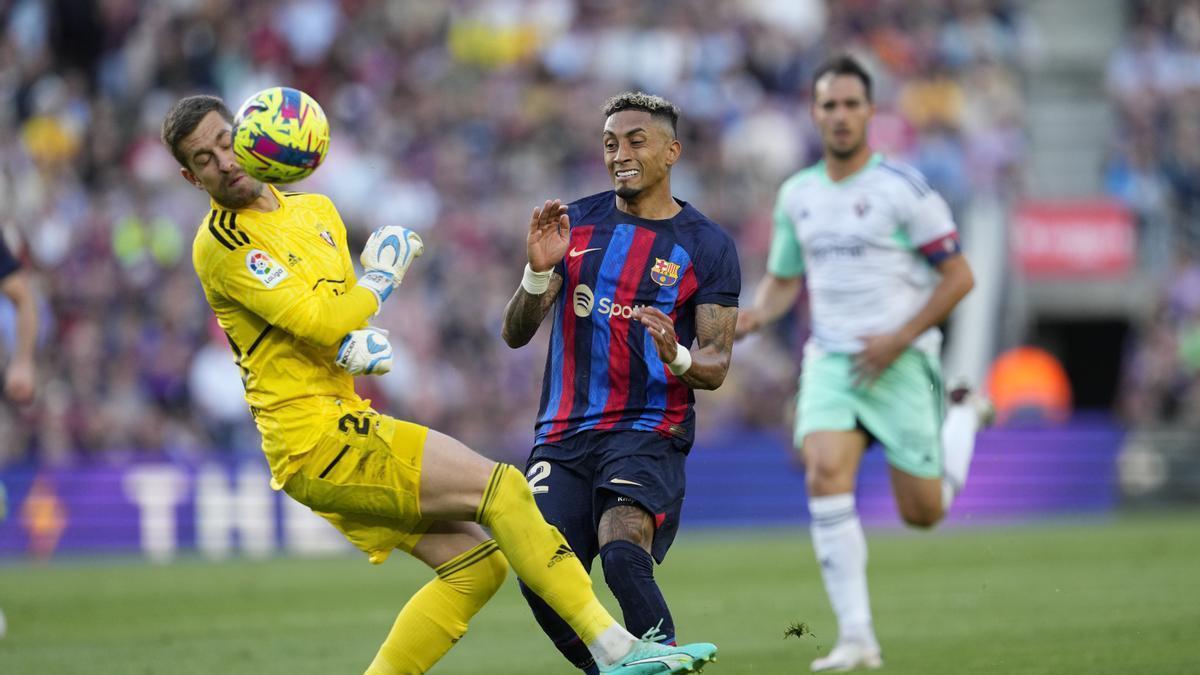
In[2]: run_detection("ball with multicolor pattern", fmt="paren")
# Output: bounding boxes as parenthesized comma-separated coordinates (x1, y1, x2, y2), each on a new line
(232, 86, 329, 184)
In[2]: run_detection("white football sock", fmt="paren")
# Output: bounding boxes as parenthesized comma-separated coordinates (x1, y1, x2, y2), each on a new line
(941, 403, 979, 510)
(587, 622, 637, 668)
(809, 494, 876, 647)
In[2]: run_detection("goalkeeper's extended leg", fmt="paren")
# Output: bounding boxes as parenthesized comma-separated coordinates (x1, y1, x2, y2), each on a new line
(417, 429, 718, 673)
(366, 524, 507, 675)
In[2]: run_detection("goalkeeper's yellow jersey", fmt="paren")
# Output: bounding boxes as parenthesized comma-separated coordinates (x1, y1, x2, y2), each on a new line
(191, 185, 379, 487)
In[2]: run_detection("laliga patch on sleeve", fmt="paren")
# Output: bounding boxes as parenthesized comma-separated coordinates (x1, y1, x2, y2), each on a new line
(245, 249, 289, 288)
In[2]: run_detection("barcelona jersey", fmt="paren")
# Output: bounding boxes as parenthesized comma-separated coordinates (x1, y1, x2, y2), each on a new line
(191, 185, 378, 486)
(536, 191, 740, 445)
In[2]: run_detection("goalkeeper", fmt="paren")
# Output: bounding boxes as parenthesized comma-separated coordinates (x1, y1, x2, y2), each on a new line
(166, 94, 718, 674)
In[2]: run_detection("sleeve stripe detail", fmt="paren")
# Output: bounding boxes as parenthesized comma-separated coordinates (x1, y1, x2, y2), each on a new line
(880, 162, 930, 196)
(919, 232, 961, 264)
(245, 325, 273, 356)
(207, 210, 236, 250)
(227, 212, 251, 245)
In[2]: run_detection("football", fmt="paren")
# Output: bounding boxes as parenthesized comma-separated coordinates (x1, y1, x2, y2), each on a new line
(231, 86, 329, 184)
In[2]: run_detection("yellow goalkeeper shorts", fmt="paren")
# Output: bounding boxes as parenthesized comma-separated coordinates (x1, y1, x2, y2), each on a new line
(280, 408, 433, 564)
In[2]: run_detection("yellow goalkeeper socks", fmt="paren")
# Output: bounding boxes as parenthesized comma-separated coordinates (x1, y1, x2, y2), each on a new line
(475, 464, 618, 647)
(365, 539, 507, 675)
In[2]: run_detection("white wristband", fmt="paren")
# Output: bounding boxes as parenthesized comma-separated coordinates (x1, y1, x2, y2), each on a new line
(667, 343, 692, 376)
(521, 263, 553, 295)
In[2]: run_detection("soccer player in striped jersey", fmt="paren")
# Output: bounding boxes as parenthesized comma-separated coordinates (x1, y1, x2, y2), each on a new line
(166, 94, 718, 674)
(737, 56, 992, 671)
(502, 92, 740, 674)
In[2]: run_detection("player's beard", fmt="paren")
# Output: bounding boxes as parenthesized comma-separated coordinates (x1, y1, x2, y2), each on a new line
(213, 179, 263, 210)
(827, 135, 866, 161)
(615, 185, 643, 200)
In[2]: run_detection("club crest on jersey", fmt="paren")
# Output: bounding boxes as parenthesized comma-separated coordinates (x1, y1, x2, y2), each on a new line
(246, 249, 289, 288)
(319, 230, 335, 247)
(650, 258, 680, 287)
(854, 197, 871, 217)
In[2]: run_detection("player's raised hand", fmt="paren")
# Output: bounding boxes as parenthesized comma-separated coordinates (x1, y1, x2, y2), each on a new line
(527, 199, 570, 272)
(633, 306, 679, 363)
(357, 226, 423, 310)
(362, 226, 423, 285)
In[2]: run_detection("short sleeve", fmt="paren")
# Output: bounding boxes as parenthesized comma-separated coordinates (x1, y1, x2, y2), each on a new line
(903, 189, 961, 265)
(693, 230, 740, 307)
(767, 180, 805, 278)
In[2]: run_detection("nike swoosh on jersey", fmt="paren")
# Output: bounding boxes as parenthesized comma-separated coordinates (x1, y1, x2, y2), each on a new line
(609, 478, 643, 487)
(568, 247, 602, 258)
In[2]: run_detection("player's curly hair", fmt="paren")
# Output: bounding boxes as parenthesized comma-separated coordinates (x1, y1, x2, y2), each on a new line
(602, 91, 680, 137)
(162, 95, 233, 168)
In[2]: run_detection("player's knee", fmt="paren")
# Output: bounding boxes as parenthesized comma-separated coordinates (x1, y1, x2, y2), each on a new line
(899, 503, 943, 529)
(476, 463, 534, 525)
(806, 462, 854, 496)
(600, 540, 654, 585)
(476, 547, 509, 597)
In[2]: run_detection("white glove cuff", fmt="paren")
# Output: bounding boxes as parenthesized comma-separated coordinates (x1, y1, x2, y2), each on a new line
(521, 264, 553, 295)
(667, 344, 692, 376)
(357, 271, 395, 313)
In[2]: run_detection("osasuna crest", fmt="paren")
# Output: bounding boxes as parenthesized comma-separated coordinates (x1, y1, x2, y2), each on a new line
(319, 230, 335, 247)
(650, 258, 680, 287)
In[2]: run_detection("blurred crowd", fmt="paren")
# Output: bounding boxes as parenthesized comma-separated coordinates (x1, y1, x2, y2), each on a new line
(0, 0, 1030, 468)
(1107, 0, 1200, 426)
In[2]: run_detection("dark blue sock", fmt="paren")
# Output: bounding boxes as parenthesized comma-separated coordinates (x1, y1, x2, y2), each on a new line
(518, 579, 599, 673)
(600, 540, 676, 644)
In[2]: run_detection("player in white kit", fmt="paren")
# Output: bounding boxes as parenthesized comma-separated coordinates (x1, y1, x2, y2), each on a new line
(737, 55, 991, 671)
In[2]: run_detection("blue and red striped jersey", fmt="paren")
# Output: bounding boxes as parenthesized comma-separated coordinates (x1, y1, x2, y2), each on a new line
(535, 191, 741, 445)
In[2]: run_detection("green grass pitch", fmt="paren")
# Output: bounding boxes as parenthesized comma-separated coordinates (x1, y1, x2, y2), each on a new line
(1, 513, 1197, 674)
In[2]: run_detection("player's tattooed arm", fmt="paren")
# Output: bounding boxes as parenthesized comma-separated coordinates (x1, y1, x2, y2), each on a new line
(501, 274, 563, 348)
(679, 303, 738, 389)
(635, 303, 738, 390)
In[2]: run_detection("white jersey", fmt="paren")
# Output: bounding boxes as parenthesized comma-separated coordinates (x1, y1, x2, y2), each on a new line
(768, 153, 960, 355)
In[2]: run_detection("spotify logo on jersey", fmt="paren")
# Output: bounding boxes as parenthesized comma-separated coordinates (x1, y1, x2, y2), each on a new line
(573, 285, 595, 317)
(573, 284, 646, 320)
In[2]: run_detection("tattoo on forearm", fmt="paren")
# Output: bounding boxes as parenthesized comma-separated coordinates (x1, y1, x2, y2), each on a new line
(501, 274, 563, 347)
(677, 304, 737, 390)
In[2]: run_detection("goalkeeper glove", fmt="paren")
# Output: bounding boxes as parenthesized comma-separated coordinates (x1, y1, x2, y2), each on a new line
(356, 226, 424, 309)
(335, 327, 393, 376)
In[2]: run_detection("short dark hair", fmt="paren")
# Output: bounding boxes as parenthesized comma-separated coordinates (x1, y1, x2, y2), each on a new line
(811, 55, 873, 102)
(602, 91, 680, 136)
(161, 95, 233, 168)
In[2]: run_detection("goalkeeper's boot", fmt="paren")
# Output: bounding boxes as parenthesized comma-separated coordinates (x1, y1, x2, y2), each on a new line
(810, 640, 882, 672)
(600, 635, 718, 674)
